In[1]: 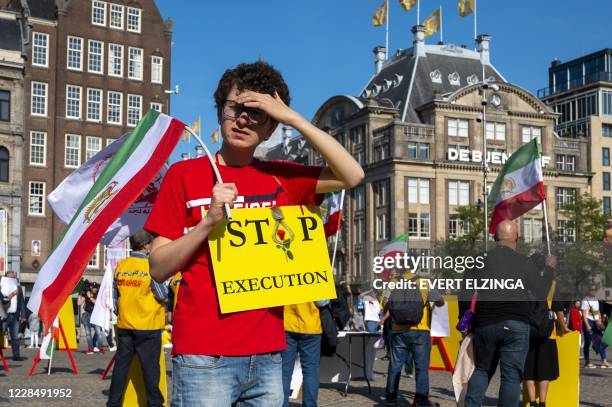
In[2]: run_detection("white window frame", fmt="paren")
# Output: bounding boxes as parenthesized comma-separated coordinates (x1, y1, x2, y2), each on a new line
(109, 4, 124, 30)
(108, 43, 124, 77)
(92, 0, 107, 26)
(522, 126, 542, 144)
(28, 181, 45, 216)
(64, 133, 81, 168)
(87, 88, 102, 122)
(32, 32, 49, 68)
(150, 102, 162, 112)
(66, 36, 84, 71)
(106, 138, 117, 147)
(151, 56, 163, 84)
(448, 118, 469, 137)
(31, 81, 48, 117)
(449, 180, 470, 206)
(376, 213, 388, 241)
(128, 47, 143, 80)
(29, 131, 47, 167)
(88, 39, 104, 74)
(65, 85, 82, 120)
(127, 94, 142, 127)
(107, 91, 122, 125)
(87, 244, 100, 268)
(485, 122, 506, 141)
(86, 136, 102, 161)
(127, 7, 142, 33)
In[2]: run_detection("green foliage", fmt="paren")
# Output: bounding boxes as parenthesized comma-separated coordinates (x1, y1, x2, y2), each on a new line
(561, 192, 609, 241)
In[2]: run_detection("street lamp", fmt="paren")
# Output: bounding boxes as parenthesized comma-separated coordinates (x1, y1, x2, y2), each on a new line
(477, 81, 500, 250)
(164, 84, 180, 95)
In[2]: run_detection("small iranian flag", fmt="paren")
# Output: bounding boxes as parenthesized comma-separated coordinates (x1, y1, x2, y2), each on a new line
(28, 111, 185, 330)
(379, 233, 408, 258)
(39, 316, 59, 360)
(488, 138, 546, 233)
(321, 190, 345, 237)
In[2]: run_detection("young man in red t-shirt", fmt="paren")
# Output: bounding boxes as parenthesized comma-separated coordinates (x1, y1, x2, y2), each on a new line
(145, 61, 363, 406)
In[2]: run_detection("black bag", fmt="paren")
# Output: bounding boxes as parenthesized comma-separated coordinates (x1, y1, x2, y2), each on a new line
(528, 300, 555, 338)
(319, 305, 338, 356)
(388, 281, 425, 326)
(329, 295, 351, 330)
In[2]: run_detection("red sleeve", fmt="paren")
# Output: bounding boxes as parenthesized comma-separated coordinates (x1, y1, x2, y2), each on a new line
(144, 164, 187, 241)
(271, 161, 324, 206)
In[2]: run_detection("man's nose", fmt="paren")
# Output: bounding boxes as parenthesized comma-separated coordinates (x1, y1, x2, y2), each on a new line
(236, 111, 250, 127)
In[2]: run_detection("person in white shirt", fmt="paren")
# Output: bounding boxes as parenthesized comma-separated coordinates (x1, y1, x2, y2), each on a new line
(1, 271, 26, 361)
(581, 286, 609, 368)
(362, 293, 381, 333)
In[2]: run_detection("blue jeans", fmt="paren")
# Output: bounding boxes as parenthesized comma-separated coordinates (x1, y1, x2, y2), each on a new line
(171, 353, 283, 406)
(464, 320, 529, 407)
(94, 325, 115, 348)
(365, 321, 380, 333)
(281, 332, 321, 407)
(385, 330, 431, 403)
(2, 313, 21, 357)
(82, 312, 103, 349)
(583, 319, 607, 362)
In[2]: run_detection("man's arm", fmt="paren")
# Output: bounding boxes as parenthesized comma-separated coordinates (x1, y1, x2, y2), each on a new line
(235, 91, 364, 193)
(150, 183, 238, 282)
(150, 279, 169, 303)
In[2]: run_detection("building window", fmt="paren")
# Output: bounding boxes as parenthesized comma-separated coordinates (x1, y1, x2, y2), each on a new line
(0, 147, 8, 182)
(408, 213, 418, 237)
(66, 85, 82, 119)
(107, 91, 122, 124)
(603, 90, 612, 116)
(106, 138, 116, 146)
(127, 7, 141, 33)
(353, 217, 364, 245)
(127, 94, 142, 126)
(449, 180, 470, 206)
(92, 0, 107, 26)
(88, 244, 100, 268)
(523, 218, 543, 242)
(88, 40, 104, 74)
(32, 32, 49, 67)
(0, 91, 8, 121)
(150, 102, 162, 112)
(151, 56, 163, 84)
(65, 134, 81, 168)
(376, 213, 388, 241)
(522, 126, 542, 144)
(486, 122, 506, 140)
(604, 197, 611, 215)
(86, 136, 102, 161)
(28, 181, 45, 216)
(30, 131, 46, 166)
(604, 148, 611, 166)
(604, 124, 612, 138)
(556, 154, 576, 171)
(128, 47, 143, 80)
(604, 173, 611, 191)
(374, 142, 390, 161)
(407, 142, 430, 160)
(109, 4, 124, 29)
(354, 252, 363, 279)
(420, 213, 430, 238)
(449, 215, 470, 239)
(556, 187, 576, 209)
(353, 185, 365, 210)
(448, 118, 469, 137)
(408, 213, 430, 238)
(407, 177, 429, 204)
(67, 36, 83, 70)
(557, 220, 575, 242)
(31, 82, 47, 116)
(87, 88, 102, 122)
(108, 44, 124, 77)
(419, 143, 430, 160)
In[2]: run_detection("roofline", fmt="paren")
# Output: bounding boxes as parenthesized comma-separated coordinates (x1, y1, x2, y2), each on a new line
(550, 48, 612, 72)
(311, 95, 364, 124)
(401, 54, 420, 122)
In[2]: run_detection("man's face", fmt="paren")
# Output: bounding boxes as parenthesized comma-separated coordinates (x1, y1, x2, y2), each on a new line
(219, 85, 275, 152)
(6, 271, 14, 278)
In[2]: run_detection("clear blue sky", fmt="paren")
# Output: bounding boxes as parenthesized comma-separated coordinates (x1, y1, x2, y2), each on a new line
(156, 0, 612, 162)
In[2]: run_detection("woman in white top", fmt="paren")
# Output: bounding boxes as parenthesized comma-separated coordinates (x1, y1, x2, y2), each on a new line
(581, 286, 610, 368)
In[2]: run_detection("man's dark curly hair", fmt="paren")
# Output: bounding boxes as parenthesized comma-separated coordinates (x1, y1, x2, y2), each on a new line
(214, 61, 290, 124)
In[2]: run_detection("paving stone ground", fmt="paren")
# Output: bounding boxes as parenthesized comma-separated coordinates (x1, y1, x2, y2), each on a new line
(0, 344, 609, 406)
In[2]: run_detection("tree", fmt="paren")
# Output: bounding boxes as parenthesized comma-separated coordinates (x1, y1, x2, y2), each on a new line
(561, 192, 609, 241)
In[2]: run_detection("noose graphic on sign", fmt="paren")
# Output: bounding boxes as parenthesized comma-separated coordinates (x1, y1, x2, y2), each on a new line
(271, 207, 295, 261)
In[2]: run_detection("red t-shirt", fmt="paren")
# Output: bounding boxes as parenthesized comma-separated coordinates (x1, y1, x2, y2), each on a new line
(144, 157, 323, 356)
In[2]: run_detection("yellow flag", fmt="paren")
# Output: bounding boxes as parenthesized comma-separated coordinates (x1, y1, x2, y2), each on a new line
(399, 0, 418, 11)
(210, 128, 221, 143)
(458, 0, 475, 17)
(372, 0, 387, 27)
(191, 116, 201, 133)
(423, 8, 441, 37)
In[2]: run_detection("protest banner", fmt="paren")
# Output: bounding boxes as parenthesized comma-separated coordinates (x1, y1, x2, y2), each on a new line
(57, 297, 77, 350)
(121, 347, 167, 406)
(208, 205, 336, 313)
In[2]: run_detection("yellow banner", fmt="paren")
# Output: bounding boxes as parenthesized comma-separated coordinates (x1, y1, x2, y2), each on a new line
(58, 297, 76, 350)
(208, 206, 336, 313)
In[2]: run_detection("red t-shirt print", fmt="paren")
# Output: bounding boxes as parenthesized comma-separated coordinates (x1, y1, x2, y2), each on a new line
(144, 157, 323, 356)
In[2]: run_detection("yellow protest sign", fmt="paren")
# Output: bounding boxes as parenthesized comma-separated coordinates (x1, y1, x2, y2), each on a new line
(208, 205, 336, 313)
(122, 347, 167, 406)
(58, 296, 77, 350)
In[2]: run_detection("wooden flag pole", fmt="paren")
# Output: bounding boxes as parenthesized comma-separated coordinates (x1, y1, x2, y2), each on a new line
(184, 126, 232, 220)
(542, 197, 552, 256)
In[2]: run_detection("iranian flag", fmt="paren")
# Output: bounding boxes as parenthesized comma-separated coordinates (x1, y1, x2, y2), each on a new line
(379, 233, 408, 258)
(28, 111, 185, 330)
(321, 190, 345, 237)
(488, 138, 546, 233)
(39, 316, 59, 360)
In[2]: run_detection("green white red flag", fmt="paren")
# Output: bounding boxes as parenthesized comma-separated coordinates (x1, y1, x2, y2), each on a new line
(39, 316, 59, 360)
(27, 111, 185, 330)
(488, 138, 546, 233)
(321, 190, 344, 237)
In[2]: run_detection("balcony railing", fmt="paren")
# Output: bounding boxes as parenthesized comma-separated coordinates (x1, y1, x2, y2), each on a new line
(538, 71, 612, 98)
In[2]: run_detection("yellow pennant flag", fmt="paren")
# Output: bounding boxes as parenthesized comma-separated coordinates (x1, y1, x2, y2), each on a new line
(458, 0, 475, 17)
(210, 128, 221, 143)
(399, 0, 418, 11)
(191, 116, 201, 134)
(423, 8, 441, 37)
(372, 0, 387, 27)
